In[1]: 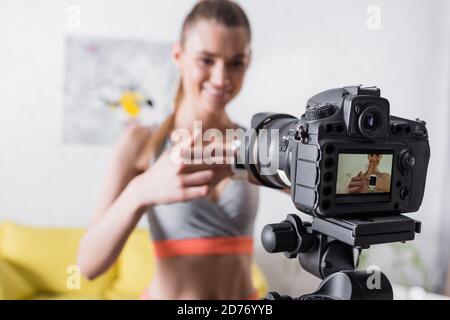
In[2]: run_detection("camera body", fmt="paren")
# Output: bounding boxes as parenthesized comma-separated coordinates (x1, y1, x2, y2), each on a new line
(246, 85, 430, 218)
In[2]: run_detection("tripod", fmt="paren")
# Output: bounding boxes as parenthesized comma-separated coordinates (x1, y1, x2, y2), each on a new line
(261, 214, 421, 300)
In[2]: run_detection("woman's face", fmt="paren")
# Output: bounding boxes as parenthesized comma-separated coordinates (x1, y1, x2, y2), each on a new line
(173, 20, 251, 113)
(368, 154, 382, 167)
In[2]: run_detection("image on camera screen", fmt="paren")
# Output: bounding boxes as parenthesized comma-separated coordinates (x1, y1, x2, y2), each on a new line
(336, 153, 393, 195)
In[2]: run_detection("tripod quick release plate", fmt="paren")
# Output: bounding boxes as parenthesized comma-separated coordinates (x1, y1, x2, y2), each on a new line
(311, 215, 421, 248)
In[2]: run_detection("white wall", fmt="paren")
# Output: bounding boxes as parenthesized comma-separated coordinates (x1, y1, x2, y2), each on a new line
(435, 0, 450, 293)
(0, 0, 449, 296)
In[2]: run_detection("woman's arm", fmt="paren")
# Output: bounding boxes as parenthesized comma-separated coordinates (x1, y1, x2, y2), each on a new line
(77, 125, 151, 280)
(77, 126, 223, 280)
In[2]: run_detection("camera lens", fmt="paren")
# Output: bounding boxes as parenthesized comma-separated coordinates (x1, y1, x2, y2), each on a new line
(357, 105, 388, 139)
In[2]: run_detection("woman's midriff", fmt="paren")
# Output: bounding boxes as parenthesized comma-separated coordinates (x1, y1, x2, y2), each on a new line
(145, 254, 256, 300)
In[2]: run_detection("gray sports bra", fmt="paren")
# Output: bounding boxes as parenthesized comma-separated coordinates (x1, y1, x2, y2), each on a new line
(146, 131, 259, 259)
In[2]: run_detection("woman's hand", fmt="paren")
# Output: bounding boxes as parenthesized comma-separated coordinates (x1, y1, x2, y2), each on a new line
(347, 171, 369, 193)
(133, 132, 234, 207)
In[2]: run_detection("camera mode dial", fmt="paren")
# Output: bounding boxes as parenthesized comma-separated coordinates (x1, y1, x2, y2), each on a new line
(305, 103, 336, 121)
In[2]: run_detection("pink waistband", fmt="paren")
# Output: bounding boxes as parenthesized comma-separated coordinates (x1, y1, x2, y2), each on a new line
(152, 236, 254, 259)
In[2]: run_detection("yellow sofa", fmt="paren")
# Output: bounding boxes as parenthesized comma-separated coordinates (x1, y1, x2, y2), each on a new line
(0, 221, 268, 300)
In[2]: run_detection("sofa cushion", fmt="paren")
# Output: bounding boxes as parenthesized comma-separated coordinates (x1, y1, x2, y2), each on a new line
(0, 221, 117, 295)
(31, 292, 105, 300)
(0, 259, 35, 299)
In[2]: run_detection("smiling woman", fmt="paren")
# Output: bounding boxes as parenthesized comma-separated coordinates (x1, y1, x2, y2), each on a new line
(176, 19, 251, 113)
(76, 0, 265, 300)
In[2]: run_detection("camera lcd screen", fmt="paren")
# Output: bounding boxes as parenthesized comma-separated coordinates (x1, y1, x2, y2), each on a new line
(335, 153, 393, 204)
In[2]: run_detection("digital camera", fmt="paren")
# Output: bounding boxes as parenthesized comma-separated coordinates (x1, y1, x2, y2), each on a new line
(243, 85, 430, 218)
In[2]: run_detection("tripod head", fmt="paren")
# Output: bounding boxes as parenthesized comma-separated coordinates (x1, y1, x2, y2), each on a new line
(261, 214, 421, 300)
